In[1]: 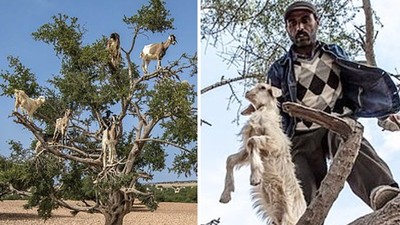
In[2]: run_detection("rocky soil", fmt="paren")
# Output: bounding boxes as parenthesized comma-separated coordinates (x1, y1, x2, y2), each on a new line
(0, 200, 197, 225)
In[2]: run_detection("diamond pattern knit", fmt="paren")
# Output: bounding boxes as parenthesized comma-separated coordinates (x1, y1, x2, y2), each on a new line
(294, 51, 342, 130)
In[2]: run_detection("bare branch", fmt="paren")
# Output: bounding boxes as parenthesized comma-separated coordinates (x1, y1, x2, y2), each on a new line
(136, 138, 193, 154)
(201, 74, 259, 94)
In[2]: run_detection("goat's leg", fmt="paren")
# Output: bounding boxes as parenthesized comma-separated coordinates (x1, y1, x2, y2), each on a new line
(142, 59, 148, 74)
(14, 100, 19, 112)
(157, 59, 162, 70)
(247, 135, 270, 186)
(219, 150, 249, 203)
(269, 180, 290, 225)
(107, 143, 116, 165)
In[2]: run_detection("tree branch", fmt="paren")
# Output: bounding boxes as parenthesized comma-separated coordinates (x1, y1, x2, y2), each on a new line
(136, 138, 193, 153)
(55, 197, 101, 215)
(201, 74, 258, 94)
(282, 103, 363, 225)
(349, 194, 400, 224)
(13, 112, 102, 167)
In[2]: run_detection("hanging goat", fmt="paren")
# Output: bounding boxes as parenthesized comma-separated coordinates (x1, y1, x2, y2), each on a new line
(102, 115, 119, 168)
(106, 32, 121, 71)
(140, 34, 177, 74)
(53, 109, 72, 144)
(219, 83, 306, 225)
(14, 89, 45, 121)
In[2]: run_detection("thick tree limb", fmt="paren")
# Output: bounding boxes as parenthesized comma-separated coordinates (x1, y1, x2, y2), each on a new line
(55, 197, 101, 215)
(13, 112, 102, 167)
(282, 102, 363, 225)
(349, 195, 400, 225)
(282, 102, 354, 138)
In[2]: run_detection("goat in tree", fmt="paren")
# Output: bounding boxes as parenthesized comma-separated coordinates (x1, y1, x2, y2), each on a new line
(106, 32, 121, 71)
(53, 109, 72, 144)
(140, 34, 177, 74)
(101, 115, 119, 168)
(14, 89, 45, 121)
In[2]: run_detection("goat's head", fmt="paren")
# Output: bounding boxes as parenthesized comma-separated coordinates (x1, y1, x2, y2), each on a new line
(37, 96, 46, 103)
(168, 34, 177, 45)
(65, 109, 72, 117)
(241, 83, 281, 115)
(14, 89, 25, 96)
(110, 32, 120, 42)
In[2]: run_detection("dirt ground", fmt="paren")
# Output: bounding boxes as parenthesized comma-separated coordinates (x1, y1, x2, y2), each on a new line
(0, 200, 197, 225)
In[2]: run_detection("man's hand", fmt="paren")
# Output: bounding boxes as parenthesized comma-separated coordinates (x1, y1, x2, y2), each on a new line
(378, 114, 400, 131)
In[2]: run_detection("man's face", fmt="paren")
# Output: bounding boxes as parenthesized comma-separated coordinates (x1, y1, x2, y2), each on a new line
(285, 10, 319, 47)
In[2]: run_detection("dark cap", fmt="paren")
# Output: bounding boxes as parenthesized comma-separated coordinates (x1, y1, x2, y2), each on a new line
(284, 1, 317, 20)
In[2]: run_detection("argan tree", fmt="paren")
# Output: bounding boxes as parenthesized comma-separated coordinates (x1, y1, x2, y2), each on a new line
(201, 0, 400, 224)
(0, 1, 197, 225)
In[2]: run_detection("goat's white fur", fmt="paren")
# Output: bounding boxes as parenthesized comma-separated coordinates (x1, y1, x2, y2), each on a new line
(53, 109, 71, 144)
(102, 115, 118, 168)
(14, 89, 45, 121)
(219, 83, 306, 225)
(140, 34, 177, 74)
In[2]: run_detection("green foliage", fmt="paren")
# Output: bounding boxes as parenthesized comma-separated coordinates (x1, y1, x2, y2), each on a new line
(136, 141, 167, 173)
(123, 0, 174, 33)
(60, 162, 95, 200)
(0, 56, 41, 97)
(151, 185, 197, 203)
(170, 146, 197, 177)
(32, 14, 84, 58)
(0, 145, 34, 192)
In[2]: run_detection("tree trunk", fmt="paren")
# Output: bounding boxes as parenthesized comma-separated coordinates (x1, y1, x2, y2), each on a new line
(103, 210, 126, 225)
(102, 191, 130, 225)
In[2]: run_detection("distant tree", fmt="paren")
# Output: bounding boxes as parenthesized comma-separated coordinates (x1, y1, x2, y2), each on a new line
(0, 1, 197, 225)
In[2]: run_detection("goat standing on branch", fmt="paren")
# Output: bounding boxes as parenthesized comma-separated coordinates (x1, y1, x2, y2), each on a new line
(102, 115, 119, 168)
(220, 83, 306, 225)
(140, 34, 177, 74)
(53, 109, 72, 144)
(106, 32, 121, 71)
(14, 89, 45, 121)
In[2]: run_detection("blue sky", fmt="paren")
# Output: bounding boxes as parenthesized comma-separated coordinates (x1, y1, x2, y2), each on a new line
(0, 0, 197, 182)
(199, 1, 400, 224)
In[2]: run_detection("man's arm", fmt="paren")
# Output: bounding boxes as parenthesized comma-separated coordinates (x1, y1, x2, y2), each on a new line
(378, 114, 400, 131)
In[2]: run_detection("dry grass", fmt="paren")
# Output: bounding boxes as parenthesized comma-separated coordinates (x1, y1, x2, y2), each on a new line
(0, 200, 197, 225)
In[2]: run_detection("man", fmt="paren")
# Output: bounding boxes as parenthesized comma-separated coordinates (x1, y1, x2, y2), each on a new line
(267, 1, 400, 211)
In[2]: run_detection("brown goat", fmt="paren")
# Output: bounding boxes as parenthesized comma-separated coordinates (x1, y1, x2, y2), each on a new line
(140, 34, 177, 74)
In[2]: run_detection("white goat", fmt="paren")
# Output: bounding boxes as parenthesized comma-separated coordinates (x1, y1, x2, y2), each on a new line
(53, 109, 72, 144)
(219, 83, 306, 225)
(14, 89, 45, 121)
(102, 115, 119, 168)
(140, 34, 177, 74)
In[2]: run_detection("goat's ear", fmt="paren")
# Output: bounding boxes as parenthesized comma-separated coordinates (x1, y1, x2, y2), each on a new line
(271, 87, 282, 98)
(241, 104, 256, 116)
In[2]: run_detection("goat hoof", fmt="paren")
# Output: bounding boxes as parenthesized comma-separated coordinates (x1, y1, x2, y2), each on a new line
(250, 177, 261, 186)
(219, 193, 232, 203)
